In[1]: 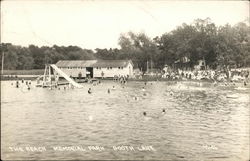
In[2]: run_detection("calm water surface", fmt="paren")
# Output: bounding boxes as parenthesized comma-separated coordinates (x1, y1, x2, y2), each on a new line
(1, 80, 249, 160)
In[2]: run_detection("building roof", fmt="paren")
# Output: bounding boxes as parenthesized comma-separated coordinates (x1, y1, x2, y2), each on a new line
(56, 60, 133, 68)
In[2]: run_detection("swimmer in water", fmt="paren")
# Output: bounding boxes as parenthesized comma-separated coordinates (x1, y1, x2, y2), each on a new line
(16, 81, 19, 88)
(244, 81, 247, 86)
(162, 109, 166, 114)
(112, 86, 116, 89)
(108, 89, 110, 94)
(142, 112, 153, 121)
(88, 88, 92, 94)
(142, 87, 146, 91)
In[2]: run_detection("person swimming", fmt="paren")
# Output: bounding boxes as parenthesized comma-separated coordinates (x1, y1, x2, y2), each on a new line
(162, 109, 166, 115)
(244, 81, 247, 86)
(142, 87, 146, 91)
(16, 81, 19, 88)
(108, 89, 110, 94)
(142, 112, 153, 121)
(112, 86, 116, 89)
(88, 88, 92, 94)
(134, 96, 139, 101)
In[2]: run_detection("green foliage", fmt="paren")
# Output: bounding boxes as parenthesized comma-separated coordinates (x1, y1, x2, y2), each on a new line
(118, 32, 160, 72)
(0, 18, 249, 71)
(0, 44, 95, 70)
(157, 18, 250, 69)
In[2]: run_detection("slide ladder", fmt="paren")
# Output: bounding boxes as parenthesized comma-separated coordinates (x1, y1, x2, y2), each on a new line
(50, 64, 83, 88)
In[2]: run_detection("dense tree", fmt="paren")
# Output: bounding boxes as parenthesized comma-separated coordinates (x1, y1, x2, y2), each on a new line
(0, 18, 249, 71)
(118, 32, 160, 72)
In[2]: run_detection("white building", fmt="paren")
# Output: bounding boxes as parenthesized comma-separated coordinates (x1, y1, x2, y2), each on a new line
(55, 60, 134, 78)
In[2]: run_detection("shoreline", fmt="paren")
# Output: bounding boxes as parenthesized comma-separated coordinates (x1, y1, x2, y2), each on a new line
(0, 76, 248, 85)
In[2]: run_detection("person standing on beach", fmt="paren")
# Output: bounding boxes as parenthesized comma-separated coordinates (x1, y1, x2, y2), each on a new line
(101, 71, 104, 79)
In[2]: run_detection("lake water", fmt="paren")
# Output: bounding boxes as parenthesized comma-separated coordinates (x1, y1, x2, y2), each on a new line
(1, 80, 249, 160)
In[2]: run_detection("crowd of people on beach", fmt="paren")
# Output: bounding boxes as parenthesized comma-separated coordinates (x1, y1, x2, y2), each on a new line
(113, 75, 129, 84)
(161, 68, 249, 84)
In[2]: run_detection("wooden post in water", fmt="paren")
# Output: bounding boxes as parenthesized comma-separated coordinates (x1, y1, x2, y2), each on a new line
(42, 65, 47, 87)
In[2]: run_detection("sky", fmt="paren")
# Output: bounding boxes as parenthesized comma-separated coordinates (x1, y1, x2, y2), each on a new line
(1, 0, 249, 49)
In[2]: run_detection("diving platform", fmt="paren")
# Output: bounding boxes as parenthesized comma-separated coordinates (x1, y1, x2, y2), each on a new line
(37, 64, 84, 88)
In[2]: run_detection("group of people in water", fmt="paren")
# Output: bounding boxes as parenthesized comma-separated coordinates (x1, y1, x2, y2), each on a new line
(11, 74, 248, 119)
(87, 80, 166, 118)
(87, 84, 117, 95)
(143, 108, 166, 117)
(13, 79, 31, 90)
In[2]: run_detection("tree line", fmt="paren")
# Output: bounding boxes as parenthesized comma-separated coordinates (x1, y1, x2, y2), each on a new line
(1, 18, 249, 72)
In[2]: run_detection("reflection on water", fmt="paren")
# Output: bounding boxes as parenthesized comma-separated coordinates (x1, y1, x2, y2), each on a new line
(1, 81, 249, 160)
